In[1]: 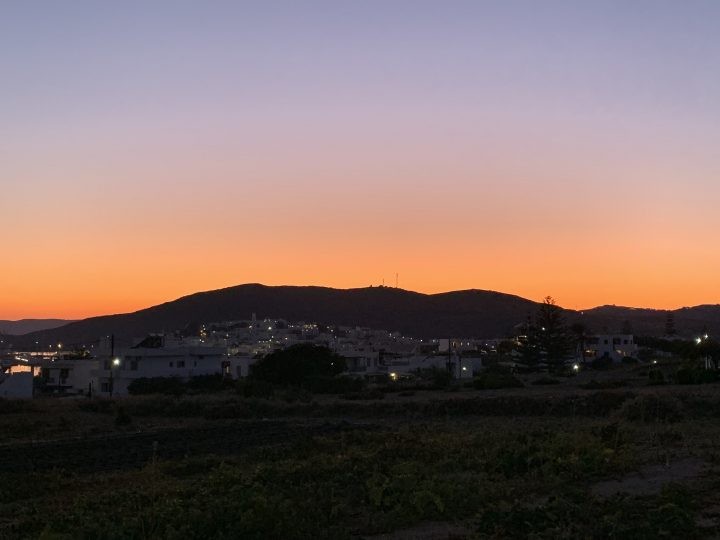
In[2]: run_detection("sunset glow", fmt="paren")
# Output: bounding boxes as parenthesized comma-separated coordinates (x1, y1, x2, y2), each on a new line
(4, 1, 720, 319)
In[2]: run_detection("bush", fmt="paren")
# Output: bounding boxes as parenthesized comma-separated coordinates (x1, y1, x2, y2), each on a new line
(0, 398, 37, 414)
(648, 369, 666, 385)
(251, 344, 346, 386)
(341, 389, 385, 400)
(114, 406, 132, 427)
(430, 369, 453, 389)
(127, 377, 185, 396)
(185, 374, 231, 393)
(77, 399, 115, 414)
(472, 370, 524, 390)
(618, 394, 684, 423)
(303, 376, 364, 394)
(236, 379, 275, 399)
(532, 377, 561, 386)
(675, 367, 718, 385)
(590, 355, 614, 370)
(580, 379, 627, 390)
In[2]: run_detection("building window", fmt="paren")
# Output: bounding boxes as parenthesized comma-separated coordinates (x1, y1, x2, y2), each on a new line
(130, 360, 138, 371)
(194, 360, 197, 367)
(177, 360, 185, 368)
(101, 382, 110, 393)
(169, 361, 174, 367)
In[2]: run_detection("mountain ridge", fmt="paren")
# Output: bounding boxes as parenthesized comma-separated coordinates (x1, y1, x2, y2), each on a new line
(7, 284, 720, 347)
(0, 319, 75, 336)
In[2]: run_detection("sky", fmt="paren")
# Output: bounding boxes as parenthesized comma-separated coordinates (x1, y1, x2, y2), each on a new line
(3, 0, 720, 320)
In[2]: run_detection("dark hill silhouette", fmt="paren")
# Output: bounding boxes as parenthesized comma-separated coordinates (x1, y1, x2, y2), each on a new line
(11, 284, 720, 349)
(0, 319, 74, 336)
(572, 304, 720, 338)
(13, 284, 540, 347)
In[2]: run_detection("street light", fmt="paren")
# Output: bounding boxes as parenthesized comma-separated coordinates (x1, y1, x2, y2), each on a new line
(110, 358, 120, 397)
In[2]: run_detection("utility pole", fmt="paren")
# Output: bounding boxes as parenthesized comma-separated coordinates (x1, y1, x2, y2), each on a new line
(109, 334, 115, 397)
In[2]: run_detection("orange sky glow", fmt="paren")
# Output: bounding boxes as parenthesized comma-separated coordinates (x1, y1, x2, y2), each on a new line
(3, 2, 720, 320)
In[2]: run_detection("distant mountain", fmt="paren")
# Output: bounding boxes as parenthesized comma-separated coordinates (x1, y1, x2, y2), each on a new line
(0, 319, 74, 336)
(14, 284, 540, 347)
(12, 284, 720, 349)
(572, 304, 720, 338)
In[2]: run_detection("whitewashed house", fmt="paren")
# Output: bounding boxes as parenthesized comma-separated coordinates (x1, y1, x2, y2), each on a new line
(94, 335, 226, 396)
(0, 369, 33, 399)
(583, 334, 638, 362)
(37, 358, 98, 395)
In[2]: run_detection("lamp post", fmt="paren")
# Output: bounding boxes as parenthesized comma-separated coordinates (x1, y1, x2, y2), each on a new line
(110, 357, 120, 396)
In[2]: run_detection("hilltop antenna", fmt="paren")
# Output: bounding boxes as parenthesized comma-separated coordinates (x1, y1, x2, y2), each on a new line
(396, 273, 399, 288)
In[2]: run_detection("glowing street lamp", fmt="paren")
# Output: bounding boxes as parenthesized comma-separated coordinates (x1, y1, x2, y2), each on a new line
(110, 358, 121, 396)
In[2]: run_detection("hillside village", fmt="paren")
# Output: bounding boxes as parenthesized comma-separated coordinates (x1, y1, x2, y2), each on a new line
(1, 313, 640, 399)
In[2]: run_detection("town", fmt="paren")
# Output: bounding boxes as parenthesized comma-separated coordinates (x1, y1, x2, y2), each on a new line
(0, 313, 640, 399)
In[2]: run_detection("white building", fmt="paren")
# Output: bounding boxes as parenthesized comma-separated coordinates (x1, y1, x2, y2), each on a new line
(583, 334, 638, 362)
(94, 335, 226, 396)
(37, 358, 98, 395)
(0, 369, 33, 399)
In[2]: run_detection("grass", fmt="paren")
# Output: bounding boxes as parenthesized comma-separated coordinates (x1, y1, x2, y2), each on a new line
(2, 366, 720, 538)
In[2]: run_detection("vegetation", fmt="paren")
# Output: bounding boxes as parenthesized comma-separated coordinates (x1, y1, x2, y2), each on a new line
(519, 296, 575, 372)
(250, 344, 347, 386)
(472, 369, 524, 390)
(3, 360, 720, 538)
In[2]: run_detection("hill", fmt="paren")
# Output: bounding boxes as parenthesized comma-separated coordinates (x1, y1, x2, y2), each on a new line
(0, 319, 74, 336)
(11, 285, 720, 349)
(13, 284, 540, 347)
(573, 304, 720, 338)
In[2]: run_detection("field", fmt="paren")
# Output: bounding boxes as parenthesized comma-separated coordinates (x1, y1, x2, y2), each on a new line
(2, 364, 720, 539)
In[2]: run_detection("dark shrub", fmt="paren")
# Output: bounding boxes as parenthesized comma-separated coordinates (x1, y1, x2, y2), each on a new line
(127, 377, 185, 396)
(340, 389, 384, 400)
(114, 406, 132, 427)
(0, 398, 37, 414)
(532, 377, 561, 385)
(251, 344, 346, 386)
(77, 399, 115, 414)
(675, 367, 718, 385)
(619, 394, 684, 423)
(430, 369, 453, 389)
(303, 376, 364, 394)
(472, 370, 524, 390)
(580, 379, 627, 390)
(236, 379, 275, 399)
(185, 374, 230, 393)
(590, 355, 613, 370)
(648, 369, 665, 385)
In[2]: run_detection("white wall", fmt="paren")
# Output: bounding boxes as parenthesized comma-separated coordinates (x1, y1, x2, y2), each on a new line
(0, 372, 33, 399)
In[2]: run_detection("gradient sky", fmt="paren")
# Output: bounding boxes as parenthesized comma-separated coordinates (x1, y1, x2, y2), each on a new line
(3, 1, 720, 319)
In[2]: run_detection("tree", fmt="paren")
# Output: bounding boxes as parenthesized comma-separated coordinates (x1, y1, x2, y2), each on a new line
(522, 297, 574, 372)
(665, 313, 676, 337)
(517, 316, 542, 368)
(251, 344, 346, 386)
(570, 322, 590, 365)
(621, 319, 633, 335)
